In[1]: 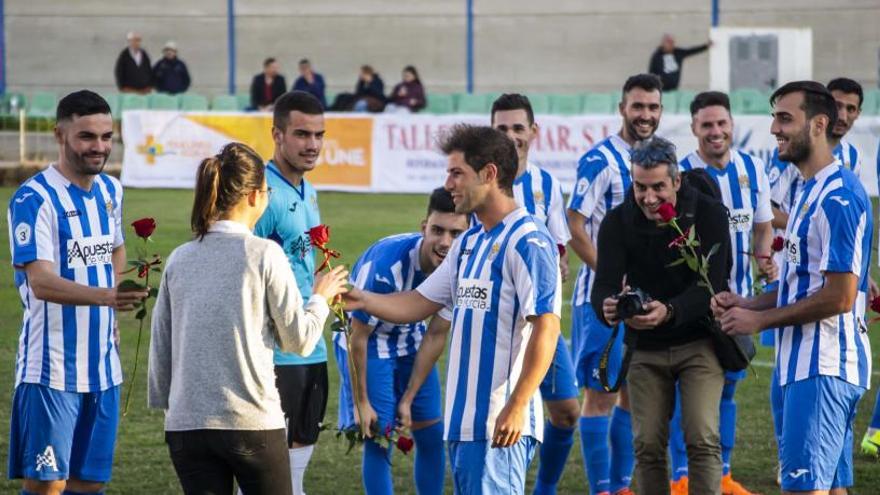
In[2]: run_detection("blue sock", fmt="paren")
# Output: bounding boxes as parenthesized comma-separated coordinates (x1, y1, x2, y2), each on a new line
(770, 367, 784, 450)
(869, 389, 880, 430)
(413, 422, 445, 495)
(609, 406, 635, 492)
(579, 416, 611, 494)
(720, 381, 738, 476)
(668, 393, 689, 481)
(363, 439, 393, 495)
(533, 420, 576, 494)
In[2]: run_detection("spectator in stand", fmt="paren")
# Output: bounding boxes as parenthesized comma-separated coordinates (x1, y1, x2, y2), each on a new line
(153, 41, 191, 95)
(385, 65, 426, 113)
(292, 59, 327, 109)
(250, 58, 287, 111)
(354, 65, 385, 112)
(115, 31, 153, 94)
(648, 34, 712, 92)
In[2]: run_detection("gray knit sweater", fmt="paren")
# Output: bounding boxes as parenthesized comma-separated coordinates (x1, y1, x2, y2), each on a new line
(147, 221, 329, 431)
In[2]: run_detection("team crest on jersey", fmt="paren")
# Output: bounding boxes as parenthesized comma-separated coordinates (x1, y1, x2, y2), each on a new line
(105, 201, 113, 214)
(767, 167, 781, 184)
(533, 190, 544, 204)
(456, 278, 493, 311)
(488, 243, 500, 260)
(66, 235, 114, 269)
(35, 445, 58, 472)
(799, 201, 811, 219)
(738, 175, 750, 188)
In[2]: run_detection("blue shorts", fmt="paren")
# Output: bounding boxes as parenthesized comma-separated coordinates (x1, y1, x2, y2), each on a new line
(335, 344, 441, 432)
(724, 369, 746, 381)
(571, 303, 623, 390)
(759, 281, 779, 348)
(538, 334, 579, 401)
(8, 383, 119, 482)
(448, 437, 538, 494)
(780, 375, 864, 491)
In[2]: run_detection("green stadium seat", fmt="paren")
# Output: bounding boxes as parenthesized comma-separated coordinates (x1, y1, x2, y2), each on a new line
(525, 94, 550, 114)
(676, 90, 697, 114)
(581, 93, 614, 114)
(211, 94, 239, 111)
(100, 93, 121, 118)
(179, 93, 209, 111)
(454, 93, 490, 114)
(27, 91, 57, 118)
(149, 93, 179, 110)
(120, 94, 149, 112)
(662, 91, 681, 113)
(550, 94, 583, 115)
(426, 94, 455, 114)
(0, 92, 27, 116)
(862, 89, 880, 115)
(323, 91, 336, 108)
(731, 88, 770, 115)
(236, 93, 251, 110)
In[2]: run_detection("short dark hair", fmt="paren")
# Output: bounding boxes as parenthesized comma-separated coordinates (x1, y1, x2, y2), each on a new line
(263, 57, 276, 68)
(827, 77, 863, 108)
(273, 91, 324, 130)
(56, 90, 111, 122)
(438, 124, 518, 195)
(298, 58, 310, 65)
(427, 187, 456, 216)
(622, 73, 663, 99)
(491, 93, 535, 125)
(770, 81, 837, 139)
(690, 91, 730, 115)
(631, 136, 679, 180)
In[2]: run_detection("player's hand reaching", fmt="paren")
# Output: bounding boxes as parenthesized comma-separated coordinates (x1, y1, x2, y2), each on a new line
(342, 286, 367, 311)
(313, 265, 348, 304)
(111, 284, 149, 311)
(355, 399, 379, 439)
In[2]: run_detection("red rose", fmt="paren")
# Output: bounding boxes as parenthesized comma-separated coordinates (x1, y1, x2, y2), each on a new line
(657, 203, 677, 223)
(308, 225, 331, 248)
(771, 236, 785, 253)
(131, 218, 156, 239)
(871, 296, 880, 314)
(395, 435, 414, 454)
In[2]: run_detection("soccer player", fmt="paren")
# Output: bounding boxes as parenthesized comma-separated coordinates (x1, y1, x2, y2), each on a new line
(566, 73, 663, 495)
(672, 91, 774, 495)
(345, 124, 562, 493)
(714, 80, 872, 495)
(488, 93, 579, 495)
(7, 90, 148, 495)
(253, 90, 327, 495)
(333, 187, 468, 494)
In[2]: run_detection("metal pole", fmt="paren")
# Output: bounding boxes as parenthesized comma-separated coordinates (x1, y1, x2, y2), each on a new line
(711, 0, 719, 27)
(466, 0, 474, 93)
(18, 108, 25, 164)
(0, 0, 6, 95)
(227, 0, 236, 95)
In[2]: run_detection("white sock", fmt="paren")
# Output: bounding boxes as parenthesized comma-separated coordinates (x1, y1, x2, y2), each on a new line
(290, 445, 314, 495)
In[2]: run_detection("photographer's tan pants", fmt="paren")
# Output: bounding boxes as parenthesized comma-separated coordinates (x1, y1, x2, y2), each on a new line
(627, 337, 725, 495)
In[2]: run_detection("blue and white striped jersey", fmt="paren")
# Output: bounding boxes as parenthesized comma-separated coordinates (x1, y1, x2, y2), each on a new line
(769, 139, 861, 215)
(680, 150, 772, 297)
(416, 208, 562, 442)
(776, 163, 872, 388)
(335, 233, 428, 359)
(566, 134, 632, 306)
(834, 139, 861, 176)
(469, 163, 571, 246)
(7, 165, 124, 393)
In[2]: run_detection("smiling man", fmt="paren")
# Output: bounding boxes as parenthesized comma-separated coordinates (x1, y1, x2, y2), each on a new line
(333, 187, 468, 494)
(714, 81, 872, 495)
(345, 125, 562, 494)
(566, 73, 663, 495)
(253, 90, 326, 495)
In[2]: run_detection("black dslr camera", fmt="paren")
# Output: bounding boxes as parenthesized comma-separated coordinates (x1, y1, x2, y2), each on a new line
(615, 288, 652, 320)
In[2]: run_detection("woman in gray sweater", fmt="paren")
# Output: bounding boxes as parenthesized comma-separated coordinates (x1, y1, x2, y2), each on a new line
(147, 142, 348, 495)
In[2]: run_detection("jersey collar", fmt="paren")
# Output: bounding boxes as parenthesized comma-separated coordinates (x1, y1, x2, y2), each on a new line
(266, 160, 306, 201)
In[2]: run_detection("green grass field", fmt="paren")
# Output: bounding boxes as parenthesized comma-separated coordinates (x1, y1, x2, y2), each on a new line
(0, 187, 879, 494)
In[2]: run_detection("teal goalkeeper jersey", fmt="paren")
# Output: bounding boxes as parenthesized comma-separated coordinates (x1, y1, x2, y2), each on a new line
(254, 161, 327, 365)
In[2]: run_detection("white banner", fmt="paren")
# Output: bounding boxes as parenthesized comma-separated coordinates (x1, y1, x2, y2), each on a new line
(123, 111, 880, 196)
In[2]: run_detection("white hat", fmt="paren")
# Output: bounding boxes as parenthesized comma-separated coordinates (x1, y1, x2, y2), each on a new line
(163, 41, 177, 51)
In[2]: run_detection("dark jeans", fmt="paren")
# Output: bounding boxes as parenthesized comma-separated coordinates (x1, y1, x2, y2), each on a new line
(166, 429, 292, 495)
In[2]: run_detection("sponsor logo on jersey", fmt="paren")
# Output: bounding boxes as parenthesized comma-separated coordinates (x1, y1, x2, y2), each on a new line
(728, 209, 753, 233)
(66, 235, 114, 269)
(455, 279, 493, 311)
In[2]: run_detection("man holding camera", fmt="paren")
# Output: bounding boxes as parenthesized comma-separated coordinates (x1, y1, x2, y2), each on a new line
(715, 81, 872, 495)
(591, 137, 731, 495)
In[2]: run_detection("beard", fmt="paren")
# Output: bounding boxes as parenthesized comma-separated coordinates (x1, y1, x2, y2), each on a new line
(778, 125, 811, 164)
(66, 145, 109, 176)
(625, 116, 658, 141)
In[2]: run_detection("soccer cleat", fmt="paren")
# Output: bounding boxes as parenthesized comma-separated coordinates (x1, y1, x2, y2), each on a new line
(776, 464, 781, 486)
(613, 489, 636, 495)
(670, 476, 689, 495)
(722, 473, 759, 495)
(860, 429, 880, 457)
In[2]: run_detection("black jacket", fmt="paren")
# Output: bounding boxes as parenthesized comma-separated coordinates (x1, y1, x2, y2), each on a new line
(115, 48, 153, 91)
(249, 73, 287, 109)
(590, 180, 730, 350)
(648, 44, 710, 91)
(153, 58, 191, 94)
